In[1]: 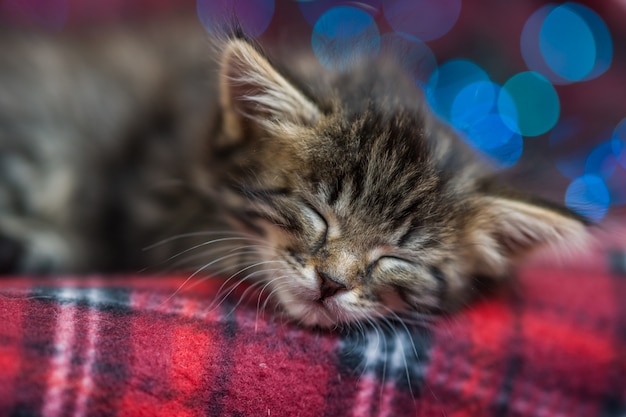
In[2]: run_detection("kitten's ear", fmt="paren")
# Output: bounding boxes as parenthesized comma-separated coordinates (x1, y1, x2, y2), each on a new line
(219, 38, 321, 140)
(469, 196, 588, 275)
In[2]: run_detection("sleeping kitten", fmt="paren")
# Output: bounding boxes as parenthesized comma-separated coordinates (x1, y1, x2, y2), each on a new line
(0, 19, 587, 327)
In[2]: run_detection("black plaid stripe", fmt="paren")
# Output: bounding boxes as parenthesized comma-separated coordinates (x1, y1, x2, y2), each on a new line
(338, 321, 432, 396)
(604, 249, 626, 417)
(9, 293, 57, 417)
(206, 298, 238, 417)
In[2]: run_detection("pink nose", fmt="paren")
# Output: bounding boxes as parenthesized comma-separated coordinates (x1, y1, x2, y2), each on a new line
(317, 271, 347, 301)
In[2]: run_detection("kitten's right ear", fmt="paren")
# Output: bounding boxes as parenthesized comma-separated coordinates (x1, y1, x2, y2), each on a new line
(468, 195, 589, 276)
(218, 38, 321, 141)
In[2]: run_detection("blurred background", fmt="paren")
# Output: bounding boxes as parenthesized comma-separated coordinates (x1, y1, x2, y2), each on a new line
(1, 0, 625, 223)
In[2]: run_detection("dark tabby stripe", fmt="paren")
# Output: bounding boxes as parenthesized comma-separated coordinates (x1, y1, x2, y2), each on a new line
(428, 265, 448, 302)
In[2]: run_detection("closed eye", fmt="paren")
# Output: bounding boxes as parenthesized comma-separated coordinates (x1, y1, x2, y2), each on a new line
(366, 256, 414, 276)
(378, 255, 413, 264)
(303, 203, 328, 251)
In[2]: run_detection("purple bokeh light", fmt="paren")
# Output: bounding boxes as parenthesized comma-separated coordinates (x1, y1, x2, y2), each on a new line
(383, 0, 461, 42)
(1, 0, 67, 31)
(197, 0, 274, 38)
(297, 0, 381, 26)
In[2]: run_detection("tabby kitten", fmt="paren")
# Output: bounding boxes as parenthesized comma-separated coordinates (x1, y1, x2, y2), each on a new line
(0, 21, 587, 327)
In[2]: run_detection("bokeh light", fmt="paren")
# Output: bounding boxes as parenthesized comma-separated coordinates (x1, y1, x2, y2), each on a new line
(561, 2, 613, 81)
(0, 0, 67, 31)
(380, 33, 437, 88)
(297, 0, 381, 26)
(426, 59, 490, 122)
(383, 0, 461, 42)
(197, 0, 275, 38)
(550, 119, 588, 179)
(584, 141, 618, 180)
(605, 163, 626, 206)
(565, 174, 610, 222)
(450, 81, 498, 129)
(311, 6, 380, 71)
(427, 62, 524, 167)
(540, 6, 594, 81)
(553, 118, 626, 213)
(614, 118, 626, 170)
(462, 114, 523, 168)
(498, 71, 559, 137)
(521, 3, 612, 84)
(607, 119, 626, 206)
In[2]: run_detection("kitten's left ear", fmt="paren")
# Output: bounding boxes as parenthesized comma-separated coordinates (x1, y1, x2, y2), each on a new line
(469, 196, 589, 275)
(219, 38, 321, 140)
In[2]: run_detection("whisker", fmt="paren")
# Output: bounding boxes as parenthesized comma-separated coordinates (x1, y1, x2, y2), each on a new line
(140, 242, 248, 273)
(222, 279, 268, 317)
(143, 230, 256, 250)
(381, 307, 421, 362)
(152, 237, 262, 264)
(165, 243, 274, 272)
(211, 267, 286, 311)
(255, 274, 290, 328)
(260, 281, 291, 320)
(208, 259, 287, 301)
(161, 250, 265, 305)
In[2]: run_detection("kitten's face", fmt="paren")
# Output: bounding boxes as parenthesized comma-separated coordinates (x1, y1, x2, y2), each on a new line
(206, 39, 587, 328)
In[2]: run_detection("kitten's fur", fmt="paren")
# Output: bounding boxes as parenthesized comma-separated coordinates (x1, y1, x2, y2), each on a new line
(0, 19, 587, 327)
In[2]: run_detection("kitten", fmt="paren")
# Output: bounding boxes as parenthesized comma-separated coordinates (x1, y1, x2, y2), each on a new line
(0, 20, 588, 327)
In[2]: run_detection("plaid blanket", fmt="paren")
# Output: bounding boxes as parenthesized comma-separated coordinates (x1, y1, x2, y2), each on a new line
(1, 239, 625, 416)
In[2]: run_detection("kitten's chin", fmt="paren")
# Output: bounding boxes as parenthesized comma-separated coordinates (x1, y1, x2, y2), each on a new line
(298, 304, 338, 328)
(274, 290, 342, 328)
(283, 299, 338, 328)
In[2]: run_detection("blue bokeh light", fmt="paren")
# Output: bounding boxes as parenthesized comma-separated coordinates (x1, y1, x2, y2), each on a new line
(498, 71, 560, 137)
(550, 119, 588, 179)
(463, 113, 523, 168)
(521, 5, 568, 84)
(380, 33, 437, 88)
(297, 0, 381, 26)
(521, 3, 612, 84)
(616, 118, 626, 141)
(605, 163, 626, 206)
(427, 60, 490, 122)
(427, 62, 525, 167)
(551, 120, 626, 212)
(555, 152, 588, 181)
(540, 5, 595, 81)
(584, 141, 618, 179)
(565, 174, 610, 222)
(383, 0, 462, 42)
(614, 118, 626, 169)
(311, 6, 380, 71)
(1, 0, 67, 31)
(197, 0, 275, 38)
(450, 81, 497, 129)
(565, 3, 613, 80)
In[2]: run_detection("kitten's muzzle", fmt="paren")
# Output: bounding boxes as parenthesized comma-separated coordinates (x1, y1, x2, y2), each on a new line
(317, 270, 348, 301)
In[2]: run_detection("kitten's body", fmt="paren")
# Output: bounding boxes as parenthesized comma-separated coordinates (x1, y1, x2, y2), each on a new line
(1, 20, 224, 272)
(0, 18, 586, 327)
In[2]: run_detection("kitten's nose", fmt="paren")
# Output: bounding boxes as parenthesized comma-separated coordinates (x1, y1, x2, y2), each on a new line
(317, 271, 347, 301)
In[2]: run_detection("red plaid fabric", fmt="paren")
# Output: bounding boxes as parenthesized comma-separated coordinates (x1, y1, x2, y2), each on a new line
(1, 235, 625, 416)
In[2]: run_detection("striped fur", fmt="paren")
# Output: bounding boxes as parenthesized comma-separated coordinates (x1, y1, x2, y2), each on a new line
(0, 22, 587, 327)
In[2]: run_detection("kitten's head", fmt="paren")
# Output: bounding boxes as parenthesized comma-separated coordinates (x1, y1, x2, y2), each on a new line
(205, 38, 588, 328)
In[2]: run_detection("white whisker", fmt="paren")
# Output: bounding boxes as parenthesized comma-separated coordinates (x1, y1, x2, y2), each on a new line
(143, 230, 256, 251)
(160, 250, 268, 305)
